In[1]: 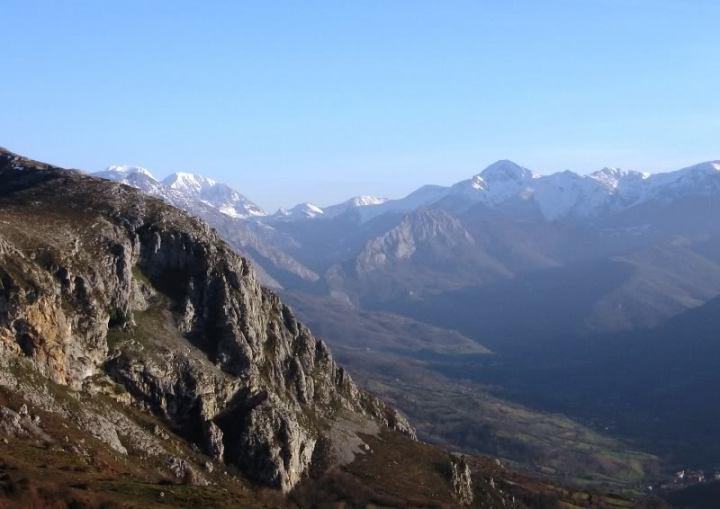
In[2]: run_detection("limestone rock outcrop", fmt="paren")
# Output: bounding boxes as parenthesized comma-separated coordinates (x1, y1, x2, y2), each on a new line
(0, 148, 414, 492)
(449, 454, 474, 505)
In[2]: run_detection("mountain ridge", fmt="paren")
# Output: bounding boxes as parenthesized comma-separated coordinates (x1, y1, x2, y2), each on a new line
(93, 164, 320, 290)
(96, 157, 720, 227)
(0, 147, 425, 494)
(0, 145, 658, 508)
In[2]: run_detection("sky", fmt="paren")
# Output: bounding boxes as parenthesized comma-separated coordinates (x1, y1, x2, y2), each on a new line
(2, 1, 720, 211)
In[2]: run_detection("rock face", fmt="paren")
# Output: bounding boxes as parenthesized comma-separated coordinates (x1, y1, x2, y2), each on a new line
(0, 404, 51, 443)
(355, 208, 476, 273)
(92, 164, 319, 289)
(0, 148, 413, 492)
(449, 455, 474, 505)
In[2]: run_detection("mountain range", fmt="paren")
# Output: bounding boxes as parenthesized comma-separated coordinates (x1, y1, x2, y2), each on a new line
(224, 158, 719, 223)
(4, 147, 584, 508)
(91, 155, 720, 501)
(3, 146, 715, 505)
(93, 158, 720, 338)
(93, 165, 320, 289)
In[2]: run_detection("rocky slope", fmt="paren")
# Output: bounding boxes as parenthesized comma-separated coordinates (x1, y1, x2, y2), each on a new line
(0, 148, 413, 494)
(92, 165, 318, 290)
(0, 147, 667, 508)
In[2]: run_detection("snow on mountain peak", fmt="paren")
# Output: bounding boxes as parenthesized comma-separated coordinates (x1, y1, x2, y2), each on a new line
(589, 167, 648, 190)
(158, 172, 266, 218)
(310, 195, 391, 220)
(163, 172, 217, 194)
(95, 165, 162, 195)
(281, 159, 720, 224)
(104, 165, 157, 181)
(94, 166, 266, 219)
(479, 160, 535, 182)
(594, 166, 623, 178)
(350, 195, 388, 207)
(295, 202, 324, 216)
(643, 161, 720, 200)
(449, 161, 534, 205)
(275, 202, 324, 220)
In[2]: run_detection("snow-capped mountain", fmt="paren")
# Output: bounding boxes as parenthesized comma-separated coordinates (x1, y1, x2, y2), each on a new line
(271, 195, 390, 222)
(322, 195, 389, 218)
(449, 160, 536, 205)
(414, 159, 654, 220)
(589, 167, 647, 190)
(162, 172, 266, 219)
(91, 156, 720, 350)
(95, 165, 166, 194)
(97, 159, 720, 226)
(102, 164, 155, 180)
(644, 161, 720, 201)
(273, 202, 325, 220)
(92, 165, 321, 289)
(80, 151, 720, 483)
(94, 166, 266, 219)
(315, 159, 720, 223)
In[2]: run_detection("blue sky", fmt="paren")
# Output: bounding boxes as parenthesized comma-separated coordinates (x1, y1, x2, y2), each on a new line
(2, 1, 719, 210)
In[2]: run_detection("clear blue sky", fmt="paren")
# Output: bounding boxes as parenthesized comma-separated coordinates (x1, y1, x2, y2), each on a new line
(2, 1, 719, 210)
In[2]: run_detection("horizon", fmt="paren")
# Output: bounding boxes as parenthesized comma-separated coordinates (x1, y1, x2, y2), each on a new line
(3, 143, 720, 211)
(96, 155, 719, 212)
(4, 3, 720, 504)
(3, 1, 720, 209)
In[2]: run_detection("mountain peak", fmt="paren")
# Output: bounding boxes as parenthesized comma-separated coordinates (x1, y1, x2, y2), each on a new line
(592, 166, 647, 178)
(163, 172, 216, 193)
(293, 202, 324, 216)
(595, 166, 623, 176)
(95, 167, 266, 219)
(319, 195, 390, 219)
(678, 160, 720, 174)
(104, 164, 157, 181)
(276, 202, 324, 220)
(479, 160, 534, 182)
(589, 167, 648, 189)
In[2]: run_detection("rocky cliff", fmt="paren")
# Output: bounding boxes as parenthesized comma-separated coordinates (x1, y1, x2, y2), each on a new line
(0, 148, 412, 493)
(0, 148, 658, 509)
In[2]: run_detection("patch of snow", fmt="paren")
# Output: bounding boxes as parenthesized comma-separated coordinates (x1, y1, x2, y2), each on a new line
(104, 165, 157, 181)
(351, 195, 388, 207)
(94, 167, 266, 219)
(322, 195, 390, 219)
(274, 202, 324, 220)
(163, 172, 217, 194)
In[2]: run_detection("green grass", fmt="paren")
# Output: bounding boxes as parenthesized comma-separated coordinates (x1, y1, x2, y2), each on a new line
(344, 355, 660, 495)
(106, 301, 170, 354)
(132, 265, 154, 288)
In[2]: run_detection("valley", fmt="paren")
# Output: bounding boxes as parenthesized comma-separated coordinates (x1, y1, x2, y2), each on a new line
(1, 147, 670, 508)
(4, 2, 717, 506)
(92, 155, 720, 503)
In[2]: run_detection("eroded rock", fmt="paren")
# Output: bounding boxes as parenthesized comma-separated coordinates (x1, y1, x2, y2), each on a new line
(0, 405, 52, 444)
(0, 152, 416, 492)
(449, 454, 474, 505)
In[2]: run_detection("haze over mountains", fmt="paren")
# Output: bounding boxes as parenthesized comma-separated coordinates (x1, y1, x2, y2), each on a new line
(97, 158, 720, 225)
(94, 158, 720, 332)
(92, 155, 720, 348)
(93, 156, 720, 497)
(4, 146, 675, 508)
(94, 164, 320, 289)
